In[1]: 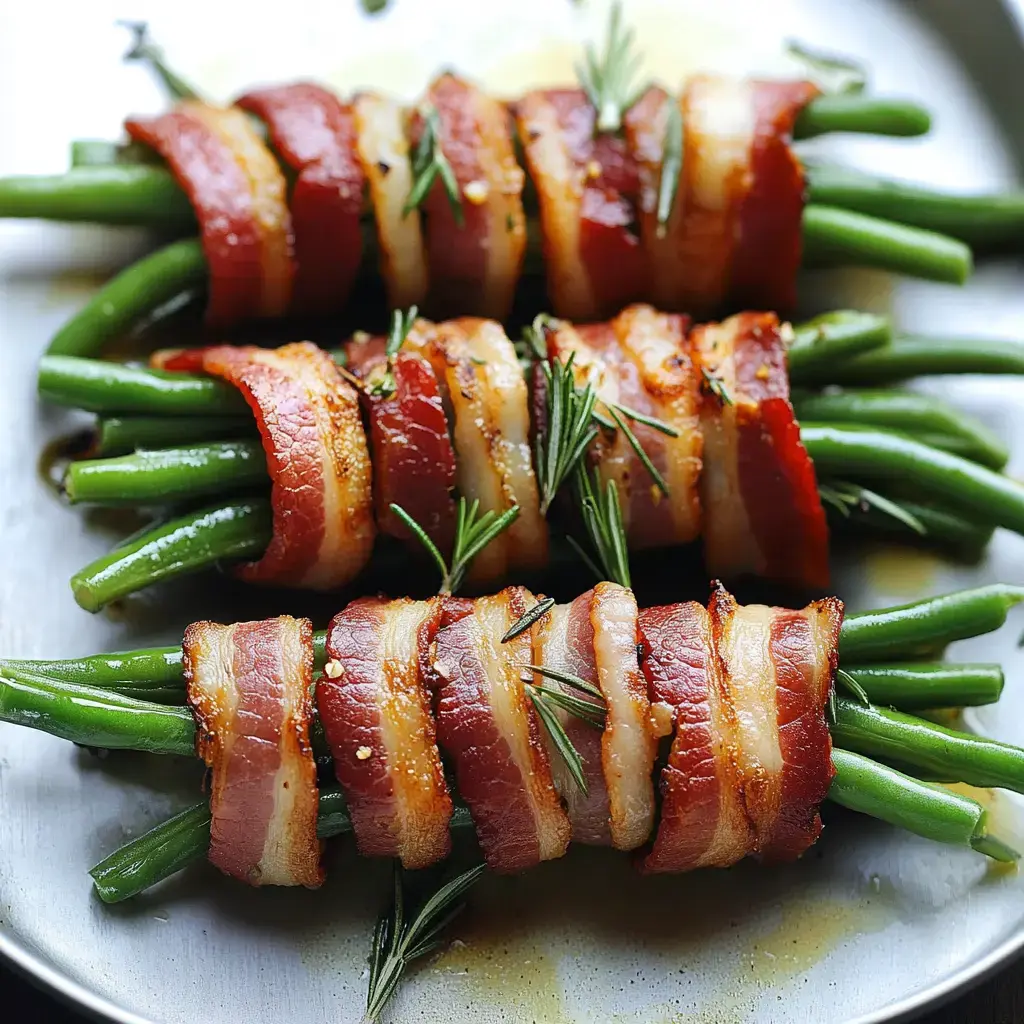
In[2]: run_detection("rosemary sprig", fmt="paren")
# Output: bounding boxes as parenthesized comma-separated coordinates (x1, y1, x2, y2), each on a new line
(527, 687, 589, 793)
(364, 862, 486, 1023)
(818, 480, 927, 537)
(607, 405, 669, 497)
(569, 464, 631, 588)
(535, 354, 600, 515)
(576, 1, 647, 134)
(522, 313, 561, 361)
(501, 597, 556, 643)
(655, 99, 683, 238)
(836, 667, 870, 705)
(370, 306, 418, 399)
(786, 40, 867, 95)
(389, 499, 520, 595)
(403, 105, 464, 226)
(700, 366, 733, 406)
(118, 21, 200, 101)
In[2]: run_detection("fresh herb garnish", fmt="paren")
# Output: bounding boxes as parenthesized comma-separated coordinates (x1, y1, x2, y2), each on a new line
(655, 99, 683, 237)
(118, 21, 200, 101)
(568, 465, 631, 588)
(607, 405, 669, 497)
(364, 862, 486, 1023)
(389, 499, 520, 595)
(818, 480, 926, 537)
(700, 365, 733, 406)
(370, 306, 418, 398)
(403, 105, 464, 225)
(836, 667, 871, 705)
(786, 39, 867, 95)
(535, 354, 600, 516)
(502, 597, 556, 643)
(576, 1, 647, 134)
(361, 0, 391, 14)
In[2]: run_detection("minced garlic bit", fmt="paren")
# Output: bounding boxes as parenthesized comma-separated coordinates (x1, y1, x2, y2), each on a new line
(585, 160, 602, 181)
(755, 363, 770, 380)
(463, 180, 489, 205)
(324, 659, 343, 679)
(356, 746, 373, 760)
(351, 330, 371, 346)
(649, 484, 663, 506)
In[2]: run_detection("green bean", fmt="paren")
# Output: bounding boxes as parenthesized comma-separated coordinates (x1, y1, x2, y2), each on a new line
(71, 500, 272, 613)
(824, 335, 1024, 386)
(793, 390, 1008, 470)
(786, 310, 892, 384)
(828, 749, 1013, 859)
(65, 441, 268, 506)
(801, 205, 972, 284)
(841, 663, 1004, 710)
(0, 645, 182, 688)
(0, 663, 181, 704)
(94, 415, 256, 456)
(794, 96, 932, 139)
(45, 239, 207, 358)
(806, 163, 1024, 248)
(0, 672, 195, 755)
(0, 166, 193, 228)
(39, 350, 244, 416)
(839, 584, 1024, 663)
(832, 698, 1024, 795)
(70, 139, 159, 169)
(801, 425, 1024, 533)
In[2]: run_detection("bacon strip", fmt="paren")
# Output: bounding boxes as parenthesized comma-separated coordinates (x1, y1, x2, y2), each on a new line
(532, 590, 610, 843)
(353, 93, 429, 309)
(547, 304, 701, 550)
(637, 601, 751, 872)
(425, 319, 548, 583)
(729, 81, 820, 314)
(319, 597, 452, 869)
(708, 584, 840, 861)
(236, 83, 365, 316)
(183, 616, 321, 887)
(125, 102, 293, 325)
(345, 329, 458, 552)
(431, 587, 571, 872)
(165, 342, 375, 589)
(414, 74, 526, 319)
(692, 312, 830, 590)
(515, 90, 646, 320)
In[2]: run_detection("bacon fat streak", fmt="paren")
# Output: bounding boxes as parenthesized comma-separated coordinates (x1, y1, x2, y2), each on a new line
(184, 584, 840, 885)
(128, 74, 815, 323)
(183, 615, 322, 887)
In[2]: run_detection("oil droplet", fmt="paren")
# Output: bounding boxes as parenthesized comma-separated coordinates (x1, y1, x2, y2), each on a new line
(432, 932, 570, 1023)
(744, 893, 897, 981)
(864, 545, 938, 598)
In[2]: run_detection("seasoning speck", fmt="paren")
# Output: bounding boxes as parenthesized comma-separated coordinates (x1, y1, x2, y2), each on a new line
(356, 746, 373, 760)
(755, 363, 770, 380)
(324, 659, 343, 679)
(463, 180, 489, 205)
(586, 160, 602, 181)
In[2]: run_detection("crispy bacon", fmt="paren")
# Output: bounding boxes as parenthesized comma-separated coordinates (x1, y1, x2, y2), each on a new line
(532, 590, 610, 843)
(547, 304, 701, 549)
(413, 74, 526, 319)
(345, 327, 458, 552)
(170, 342, 375, 589)
(183, 615, 321, 887)
(431, 587, 571, 872)
(424, 319, 548, 583)
(591, 583, 657, 849)
(319, 597, 452, 869)
(730, 81, 820, 313)
(515, 89, 646, 320)
(637, 601, 751, 872)
(692, 312, 830, 590)
(353, 93, 429, 309)
(236, 83, 365, 316)
(125, 102, 293, 325)
(708, 584, 841, 861)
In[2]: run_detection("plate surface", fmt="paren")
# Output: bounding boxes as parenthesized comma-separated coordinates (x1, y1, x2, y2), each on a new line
(3, 1, 1024, 1021)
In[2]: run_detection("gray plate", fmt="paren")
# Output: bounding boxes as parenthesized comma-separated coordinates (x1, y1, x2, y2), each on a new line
(3, 1, 1024, 1021)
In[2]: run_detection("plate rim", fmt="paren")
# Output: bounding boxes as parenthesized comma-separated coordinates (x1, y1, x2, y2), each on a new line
(5, 0, 1024, 1019)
